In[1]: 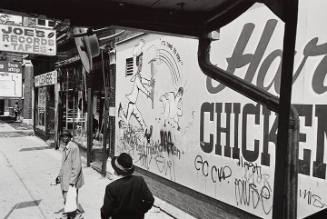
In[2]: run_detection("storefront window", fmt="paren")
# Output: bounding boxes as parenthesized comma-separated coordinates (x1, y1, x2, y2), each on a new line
(72, 90, 87, 146)
(59, 63, 107, 158)
(60, 66, 88, 147)
(92, 94, 104, 149)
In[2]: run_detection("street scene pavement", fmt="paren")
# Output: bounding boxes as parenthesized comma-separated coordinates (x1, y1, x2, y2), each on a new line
(0, 120, 174, 219)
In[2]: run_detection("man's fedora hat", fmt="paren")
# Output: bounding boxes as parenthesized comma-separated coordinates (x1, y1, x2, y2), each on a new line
(60, 129, 72, 138)
(111, 153, 135, 176)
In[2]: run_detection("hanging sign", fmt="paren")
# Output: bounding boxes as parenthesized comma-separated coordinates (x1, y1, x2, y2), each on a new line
(0, 24, 56, 56)
(35, 70, 57, 87)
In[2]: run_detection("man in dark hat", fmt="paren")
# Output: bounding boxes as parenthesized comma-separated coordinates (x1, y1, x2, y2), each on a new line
(100, 153, 154, 219)
(56, 129, 85, 219)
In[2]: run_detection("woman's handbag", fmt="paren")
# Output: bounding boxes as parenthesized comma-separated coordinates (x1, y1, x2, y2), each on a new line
(64, 185, 77, 213)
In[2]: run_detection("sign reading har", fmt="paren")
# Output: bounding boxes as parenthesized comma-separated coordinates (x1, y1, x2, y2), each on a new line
(0, 24, 56, 56)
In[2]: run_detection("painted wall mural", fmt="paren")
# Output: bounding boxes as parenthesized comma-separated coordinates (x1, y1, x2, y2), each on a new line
(115, 1, 327, 218)
(116, 37, 186, 182)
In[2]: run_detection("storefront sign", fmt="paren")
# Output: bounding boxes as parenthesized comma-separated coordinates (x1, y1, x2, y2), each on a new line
(0, 24, 56, 56)
(0, 73, 22, 98)
(115, 1, 327, 218)
(0, 60, 22, 98)
(0, 13, 22, 26)
(35, 70, 57, 87)
(0, 61, 22, 73)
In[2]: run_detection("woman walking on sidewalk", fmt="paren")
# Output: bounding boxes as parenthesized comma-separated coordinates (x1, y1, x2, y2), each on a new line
(101, 153, 154, 219)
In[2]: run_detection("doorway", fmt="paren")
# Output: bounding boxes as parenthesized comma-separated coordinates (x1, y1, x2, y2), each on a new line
(0, 99, 4, 115)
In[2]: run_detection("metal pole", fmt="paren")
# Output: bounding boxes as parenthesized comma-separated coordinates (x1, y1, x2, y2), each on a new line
(87, 87, 93, 167)
(286, 106, 299, 219)
(72, 68, 76, 139)
(65, 69, 69, 130)
(108, 49, 116, 159)
(101, 50, 110, 175)
(273, 0, 299, 218)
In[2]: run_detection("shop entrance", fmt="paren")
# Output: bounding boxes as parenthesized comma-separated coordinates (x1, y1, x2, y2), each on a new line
(47, 86, 55, 138)
(0, 99, 4, 115)
(35, 85, 56, 139)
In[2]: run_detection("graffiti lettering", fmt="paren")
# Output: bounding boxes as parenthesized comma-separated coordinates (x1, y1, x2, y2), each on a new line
(194, 154, 232, 183)
(160, 130, 181, 159)
(237, 157, 263, 184)
(234, 177, 272, 215)
(299, 189, 327, 209)
(118, 125, 182, 180)
(161, 40, 183, 65)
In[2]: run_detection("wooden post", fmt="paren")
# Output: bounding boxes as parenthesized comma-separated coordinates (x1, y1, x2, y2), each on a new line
(87, 87, 93, 167)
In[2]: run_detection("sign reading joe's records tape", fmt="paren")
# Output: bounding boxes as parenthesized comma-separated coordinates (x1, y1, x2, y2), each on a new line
(0, 24, 56, 56)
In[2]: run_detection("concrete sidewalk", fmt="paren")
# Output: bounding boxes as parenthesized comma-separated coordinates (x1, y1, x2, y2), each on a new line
(0, 120, 195, 219)
(0, 120, 34, 137)
(0, 134, 180, 218)
(0, 120, 16, 131)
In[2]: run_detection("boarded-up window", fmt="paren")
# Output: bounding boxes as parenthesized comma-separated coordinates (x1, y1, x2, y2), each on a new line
(125, 57, 133, 76)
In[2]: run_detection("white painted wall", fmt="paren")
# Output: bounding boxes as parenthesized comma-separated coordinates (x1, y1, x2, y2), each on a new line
(115, 1, 327, 218)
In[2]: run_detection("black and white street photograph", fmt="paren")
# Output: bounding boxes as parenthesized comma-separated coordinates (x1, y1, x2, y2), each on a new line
(0, 0, 326, 218)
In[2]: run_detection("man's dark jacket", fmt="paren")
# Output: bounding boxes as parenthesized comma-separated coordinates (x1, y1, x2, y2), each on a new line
(101, 175, 154, 219)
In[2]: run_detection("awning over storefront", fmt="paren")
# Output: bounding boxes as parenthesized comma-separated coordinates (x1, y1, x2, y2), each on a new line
(0, 0, 289, 37)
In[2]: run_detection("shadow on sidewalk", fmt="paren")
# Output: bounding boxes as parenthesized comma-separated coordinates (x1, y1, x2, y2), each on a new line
(4, 121, 33, 131)
(0, 120, 34, 137)
(19, 146, 53, 152)
(3, 200, 42, 219)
